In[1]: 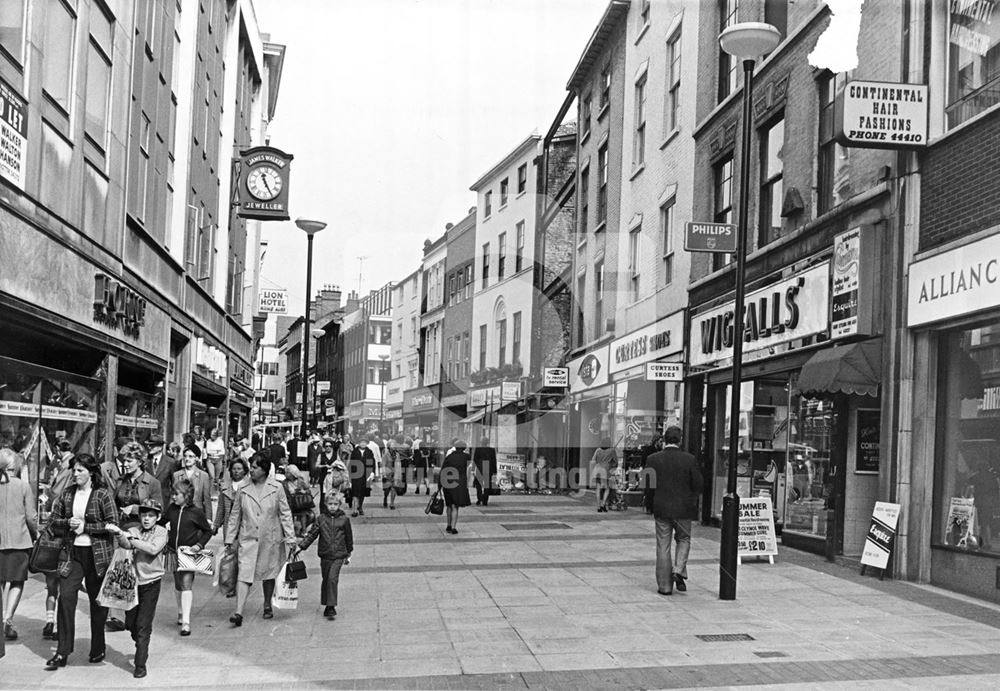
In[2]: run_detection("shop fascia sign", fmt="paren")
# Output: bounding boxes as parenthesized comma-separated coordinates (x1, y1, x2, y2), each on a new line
(93, 274, 147, 339)
(408, 392, 435, 409)
(609, 311, 684, 375)
(567, 346, 609, 393)
(469, 385, 502, 408)
(835, 80, 927, 148)
(689, 262, 830, 368)
(231, 361, 254, 391)
(236, 146, 293, 221)
(907, 231, 1000, 327)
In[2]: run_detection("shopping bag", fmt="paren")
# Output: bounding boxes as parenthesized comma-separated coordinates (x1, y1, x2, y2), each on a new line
(425, 489, 444, 516)
(273, 565, 299, 610)
(217, 549, 238, 597)
(176, 548, 215, 576)
(97, 548, 139, 610)
(28, 528, 66, 574)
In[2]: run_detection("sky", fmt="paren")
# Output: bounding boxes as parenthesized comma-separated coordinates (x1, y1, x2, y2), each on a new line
(252, 0, 611, 316)
(251, 0, 861, 318)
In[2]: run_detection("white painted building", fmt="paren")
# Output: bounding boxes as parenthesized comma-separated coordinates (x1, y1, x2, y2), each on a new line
(386, 270, 421, 433)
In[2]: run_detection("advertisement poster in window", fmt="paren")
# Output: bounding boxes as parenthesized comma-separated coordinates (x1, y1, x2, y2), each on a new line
(945, 497, 977, 549)
(856, 408, 880, 474)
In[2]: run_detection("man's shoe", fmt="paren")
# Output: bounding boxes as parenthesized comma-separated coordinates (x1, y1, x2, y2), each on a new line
(88, 651, 106, 663)
(657, 589, 673, 596)
(134, 666, 147, 679)
(323, 606, 334, 618)
(673, 574, 687, 592)
(262, 607, 274, 619)
(229, 613, 243, 627)
(105, 617, 126, 632)
(44, 653, 68, 670)
(351, 511, 358, 517)
(42, 622, 54, 640)
(358, 508, 364, 516)
(4, 621, 17, 640)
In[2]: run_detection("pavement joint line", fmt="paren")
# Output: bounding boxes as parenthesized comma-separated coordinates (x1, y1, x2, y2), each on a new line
(350, 557, 718, 574)
(360, 532, 653, 545)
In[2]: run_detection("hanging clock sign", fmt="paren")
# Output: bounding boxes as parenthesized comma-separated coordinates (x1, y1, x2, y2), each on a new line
(236, 146, 293, 220)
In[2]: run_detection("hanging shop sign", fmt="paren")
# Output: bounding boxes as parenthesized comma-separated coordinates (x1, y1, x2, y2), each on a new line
(861, 502, 901, 570)
(0, 77, 27, 189)
(609, 311, 684, 375)
(257, 288, 288, 314)
(856, 408, 880, 474)
(501, 381, 521, 402)
(832, 227, 877, 339)
(645, 361, 683, 381)
(835, 81, 927, 148)
(231, 361, 254, 393)
(236, 146, 293, 221)
(737, 495, 779, 559)
(543, 367, 569, 387)
(690, 262, 830, 368)
(568, 346, 609, 394)
(684, 222, 737, 253)
(324, 398, 336, 415)
(317, 381, 331, 395)
(93, 274, 148, 339)
(907, 232, 1000, 327)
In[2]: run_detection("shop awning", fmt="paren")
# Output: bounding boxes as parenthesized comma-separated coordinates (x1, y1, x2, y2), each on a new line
(458, 409, 485, 424)
(796, 338, 882, 397)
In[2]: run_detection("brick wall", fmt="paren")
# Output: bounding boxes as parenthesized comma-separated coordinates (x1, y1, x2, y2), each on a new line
(920, 112, 1000, 251)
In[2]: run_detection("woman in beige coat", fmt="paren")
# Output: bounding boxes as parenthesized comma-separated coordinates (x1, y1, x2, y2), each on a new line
(224, 453, 296, 626)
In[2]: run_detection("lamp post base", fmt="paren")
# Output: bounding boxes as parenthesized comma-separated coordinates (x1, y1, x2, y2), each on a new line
(720, 493, 740, 600)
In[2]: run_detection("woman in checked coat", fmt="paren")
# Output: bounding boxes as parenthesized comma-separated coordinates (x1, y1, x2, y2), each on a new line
(224, 453, 296, 626)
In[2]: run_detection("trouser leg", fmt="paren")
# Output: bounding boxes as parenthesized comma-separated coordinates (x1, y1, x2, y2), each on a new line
(654, 517, 674, 592)
(129, 581, 161, 669)
(320, 559, 330, 606)
(56, 549, 88, 656)
(77, 548, 107, 657)
(672, 519, 692, 579)
(326, 558, 344, 608)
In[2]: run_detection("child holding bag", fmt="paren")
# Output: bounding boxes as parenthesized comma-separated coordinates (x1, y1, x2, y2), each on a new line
(106, 499, 167, 679)
(294, 492, 352, 620)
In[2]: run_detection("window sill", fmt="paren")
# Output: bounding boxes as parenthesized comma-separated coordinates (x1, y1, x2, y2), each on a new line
(516, 190, 526, 199)
(499, 203, 507, 212)
(577, 237, 587, 249)
(629, 163, 645, 181)
(635, 22, 650, 45)
(594, 220, 607, 234)
(659, 128, 680, 150)
(598, 103, 610, 122)
(580, 128, 591, 146)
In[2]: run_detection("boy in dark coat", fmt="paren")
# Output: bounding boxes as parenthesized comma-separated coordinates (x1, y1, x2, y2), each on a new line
(295, 491, 353, 619)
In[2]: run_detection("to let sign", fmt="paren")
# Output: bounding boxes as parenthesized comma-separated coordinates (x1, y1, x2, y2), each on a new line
(685, 222, 737, 253)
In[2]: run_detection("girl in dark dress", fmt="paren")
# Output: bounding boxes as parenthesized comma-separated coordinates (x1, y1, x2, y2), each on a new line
(439, 440, 471, 534)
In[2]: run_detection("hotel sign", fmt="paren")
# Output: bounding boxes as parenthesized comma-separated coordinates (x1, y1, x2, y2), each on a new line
(257, 288, 288, 314)
(908, 232, 1000, 327)
(609, 312, 684, 375)
(690, 263, 830, 368)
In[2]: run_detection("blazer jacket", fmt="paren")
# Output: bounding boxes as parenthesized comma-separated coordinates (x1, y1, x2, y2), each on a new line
(644, 446, 704, 521)
(49, 485, 119, 577)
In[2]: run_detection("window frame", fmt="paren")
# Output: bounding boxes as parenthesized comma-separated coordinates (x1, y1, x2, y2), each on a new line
(717, 0, 740, 103)
(484, 190, 492, 218)
(512, 312, 522, 365)
(498, 232, 507, 280)
(594, 260, 604, 339)
(713, 155, 735, 271)
(481, 242, 490, 289)
(758, 114, 785, 247)
(660, 199, 675, 286)
(581, 93, 593, 139)
(634, 72, 647, 168)
(629, 227, 641, 301)
(580, 165, 590, 234)
(0, 0, 28, 65)
(666, 29, 682, 134)
(597, 145, 609, 226)
(600, 62, 612, 111)
(500, 177, 509, 207)
(515, 221, 525, 273)
(517, 163, 527, 194)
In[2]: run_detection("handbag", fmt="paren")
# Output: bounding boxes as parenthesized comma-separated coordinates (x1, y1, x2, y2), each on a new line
(288, 490, 315, 512)
(425, 489, 444, 516)
(285, 558, 307, 582)
(97, 547, 139, 610)
(29, 528, 66, 574)
(176, 548, 215, 576)
(394, 481, 407, 496)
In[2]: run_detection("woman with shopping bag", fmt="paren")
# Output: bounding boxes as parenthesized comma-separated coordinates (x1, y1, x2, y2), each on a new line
(105, 499, 167, 679)
(160, 479, 213, 637)
(224, 453, 297, 626)
(44, 454, 118, 671)
(213, 458, 248, 598)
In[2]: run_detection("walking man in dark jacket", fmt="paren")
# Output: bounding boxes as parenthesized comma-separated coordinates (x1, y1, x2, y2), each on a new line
(473, 437, 498, 506)
(644, 426, 703, 595)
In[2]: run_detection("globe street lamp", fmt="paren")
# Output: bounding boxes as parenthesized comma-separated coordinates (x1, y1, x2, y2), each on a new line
(378, 353, 390, 436)
(295, 217, 326, 442)
(717, 22, 782, 602)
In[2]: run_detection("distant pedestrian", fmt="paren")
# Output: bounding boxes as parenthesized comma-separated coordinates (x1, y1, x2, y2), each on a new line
(225, 454, 297, 626)
(590, 438, 618, 513)
(268, 434, 287, 469)
(347, 440, 374, 517)
(205, 427, 227, 491)
(214, 458, 250, 542)
(440, 440, 471, 534)
(643, 426, 703, 595)
(161, 479, 213, 636)
(295, 491, 353, 620)
(45, 454, 118, 671)
(0, 449, 38, 645)
(472, 437, 498, 506)
(148, 435, 177, 501)
(106, 499, 167, 679)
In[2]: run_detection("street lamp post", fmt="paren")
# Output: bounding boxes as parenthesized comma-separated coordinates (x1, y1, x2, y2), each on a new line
(717, 22, 782, 602)
(295, 218, 327, 442)
(311, 328, 325, 431)
(378, 353, 390, 436)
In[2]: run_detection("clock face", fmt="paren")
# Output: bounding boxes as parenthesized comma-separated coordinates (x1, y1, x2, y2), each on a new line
(247, 165, 283, 201)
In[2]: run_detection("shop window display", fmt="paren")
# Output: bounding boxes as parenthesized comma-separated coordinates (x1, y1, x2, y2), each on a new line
(115, 385, 164, 445)
(935, 324, 1000, 554)
(0, 356, 99, 521)
(612, 379, 678, 490)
